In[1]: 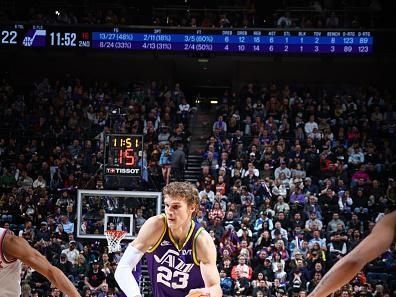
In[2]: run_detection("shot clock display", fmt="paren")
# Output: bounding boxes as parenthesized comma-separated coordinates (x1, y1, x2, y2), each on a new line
(104, 134, 143, 177)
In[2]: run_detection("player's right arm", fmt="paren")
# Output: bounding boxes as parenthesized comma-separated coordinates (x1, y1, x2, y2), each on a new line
(309, 211, 396, 297)
(3, 233, 81, 297)
(115, 215, 165, 297)
(186, 229, 222, 297)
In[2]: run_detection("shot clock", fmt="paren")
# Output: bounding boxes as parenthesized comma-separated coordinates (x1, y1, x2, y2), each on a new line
(104, 134, 143, 177)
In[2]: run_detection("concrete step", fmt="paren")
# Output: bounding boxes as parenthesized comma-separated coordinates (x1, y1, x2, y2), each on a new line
(188, 158, 203, 163)
(185, 178, 198, 183)
(185, 168, 201, 173)
(188, 154, 203, 159)
(187, 162, 202, 166)
(187, 159, 202, 164)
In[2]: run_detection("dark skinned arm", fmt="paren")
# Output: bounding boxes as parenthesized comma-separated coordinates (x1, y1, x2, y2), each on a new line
(309, 211, 396, 297)
(4, 233, 81, 297)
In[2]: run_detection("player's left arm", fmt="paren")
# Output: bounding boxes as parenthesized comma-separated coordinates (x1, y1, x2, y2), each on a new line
(4, 233, 81, 297)
(309, 211, 396, 297)
(186, 230, 222, 297)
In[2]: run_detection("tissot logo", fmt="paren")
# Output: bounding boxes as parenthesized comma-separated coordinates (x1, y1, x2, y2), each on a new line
(106, 168, 140, 174)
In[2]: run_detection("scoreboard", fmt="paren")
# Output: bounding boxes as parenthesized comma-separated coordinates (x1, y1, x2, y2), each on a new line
(104, 134, 143, 178)
(0, 23, 374, 55)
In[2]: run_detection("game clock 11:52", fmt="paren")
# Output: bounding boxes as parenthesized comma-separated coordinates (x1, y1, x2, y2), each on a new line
(50, 32, 77, 47)
(105, 134, 143, 177)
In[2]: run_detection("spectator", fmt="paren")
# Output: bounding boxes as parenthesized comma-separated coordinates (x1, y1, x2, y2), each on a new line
(53, 223, 69, 243)
(55, 253, 74, 282)
(274, 195, 290, 214)
(32, 175, 46, 189)
(233, 269, 251, 296)
(307, 271, 323, 293)
(274, 161, 291, 180)
(199, 184, 215, 204)
(348, 146, 365, 167)
(219, 269, 233, 296)
(72, 253, 89, 287)
(17, 170, 34, 191)
(254, 211, 273, 236)
(328, 231, 348, 264)
(36, 221, 50, 242)
(231, 255, 253, 281)
(157, 125, 171, 146)
(18, 220, 35, 241)
(213, 115, 227, 135)
(159, 143, 174, 185)
(0, 168, 17, 190)
(308, 231, 327, 250)
(305, 212, 323, 232)
(252, 274, 270, 296)
(96, 283, 110, 297)
(209, 202, 226, 225)
(60, 215, 74, 234)
(326, 12, 340, 28)
(61, 240, 79, 265)
(1, 195, 20, 223)
(277, 12, 292, 28)
(326, 213, 346, 235)
(84, 260, 107, 291)
(135, 208, 146, 232)
(171, 142, 185, 181)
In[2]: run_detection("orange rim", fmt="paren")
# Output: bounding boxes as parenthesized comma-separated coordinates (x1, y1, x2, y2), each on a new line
(105, 230, 127, 237)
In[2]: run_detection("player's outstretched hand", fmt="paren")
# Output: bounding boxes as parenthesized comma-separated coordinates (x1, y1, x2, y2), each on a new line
(186, 288, 210, 297)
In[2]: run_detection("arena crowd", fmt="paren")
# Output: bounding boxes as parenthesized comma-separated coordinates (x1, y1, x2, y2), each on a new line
(0, 76, 395, 297)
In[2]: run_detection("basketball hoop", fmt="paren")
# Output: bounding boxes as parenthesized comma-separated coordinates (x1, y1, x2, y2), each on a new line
(105, 230, 127, 253)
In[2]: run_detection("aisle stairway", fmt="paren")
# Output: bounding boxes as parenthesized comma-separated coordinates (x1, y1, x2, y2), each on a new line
(184, 103, 217, 183)
(183, 154, 203, 183)
(189, 106, 215, 154)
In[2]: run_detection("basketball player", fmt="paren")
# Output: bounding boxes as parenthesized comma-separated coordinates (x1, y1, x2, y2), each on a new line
(0, 227, 80, 297)
(115, 181, 222, 297)
(309, 211, 396, 297)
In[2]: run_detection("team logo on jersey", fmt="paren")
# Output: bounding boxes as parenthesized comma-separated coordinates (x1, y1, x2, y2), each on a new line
(154, 250, 194, 273)
(160, 240, 171, 246)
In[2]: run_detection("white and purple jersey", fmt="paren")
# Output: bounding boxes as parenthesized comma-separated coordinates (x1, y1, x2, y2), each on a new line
(146, 215, 205, 297)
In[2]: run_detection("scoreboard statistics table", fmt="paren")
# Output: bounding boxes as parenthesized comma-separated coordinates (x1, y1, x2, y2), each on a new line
(1, 24, 373, 55)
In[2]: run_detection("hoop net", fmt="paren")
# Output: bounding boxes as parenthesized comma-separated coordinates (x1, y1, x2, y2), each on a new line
(105, 230, 127, 253)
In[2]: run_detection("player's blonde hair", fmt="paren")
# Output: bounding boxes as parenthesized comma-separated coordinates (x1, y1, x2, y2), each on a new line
(163, 181, 199, 210)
